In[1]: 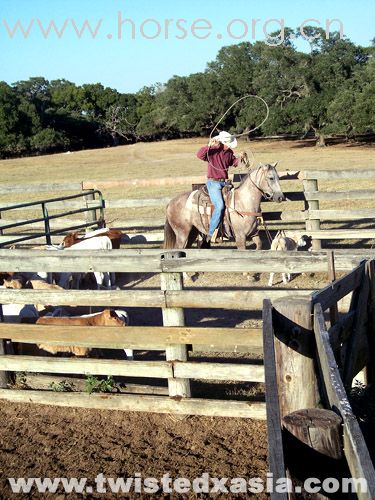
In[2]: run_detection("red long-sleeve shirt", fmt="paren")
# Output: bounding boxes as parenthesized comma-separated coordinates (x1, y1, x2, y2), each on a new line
(197, 144, 239, 180)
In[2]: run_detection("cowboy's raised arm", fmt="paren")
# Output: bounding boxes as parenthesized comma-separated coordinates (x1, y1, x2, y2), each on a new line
(196, 145, 209, 161)
(196, 139, 220, 161)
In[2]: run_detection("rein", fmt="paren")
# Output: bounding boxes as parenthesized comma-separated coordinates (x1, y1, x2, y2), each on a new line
(230, 167, 274, 245)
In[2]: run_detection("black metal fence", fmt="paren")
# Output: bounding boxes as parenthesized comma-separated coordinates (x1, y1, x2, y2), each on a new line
(0, 190, 105, 247)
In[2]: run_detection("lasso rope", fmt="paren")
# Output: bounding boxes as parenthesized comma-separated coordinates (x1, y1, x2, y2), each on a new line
(208, 95, 270, 172)
(209, 94, 270, 140)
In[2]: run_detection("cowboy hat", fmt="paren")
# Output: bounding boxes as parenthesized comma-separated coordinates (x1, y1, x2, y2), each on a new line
(213, 131, 238, 150)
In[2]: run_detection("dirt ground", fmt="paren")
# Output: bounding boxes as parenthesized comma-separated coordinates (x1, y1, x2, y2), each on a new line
(0, 403, 267, 499)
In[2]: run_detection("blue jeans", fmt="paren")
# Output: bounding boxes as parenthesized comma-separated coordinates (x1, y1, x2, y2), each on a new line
(207, 180, 225, 236)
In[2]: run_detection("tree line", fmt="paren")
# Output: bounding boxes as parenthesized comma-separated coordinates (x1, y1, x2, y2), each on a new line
(0, 28, 374, 158)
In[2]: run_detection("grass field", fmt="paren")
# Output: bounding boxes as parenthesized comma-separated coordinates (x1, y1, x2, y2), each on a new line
(1, 137, 375, 193)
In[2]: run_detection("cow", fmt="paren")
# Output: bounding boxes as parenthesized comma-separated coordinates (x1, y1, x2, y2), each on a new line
(268, 230, 311, 287)
(58, 235, 115, 289)
(36, 309, 132, 359)
(0, 285, 39, 323)
(63, 228, 123, 250)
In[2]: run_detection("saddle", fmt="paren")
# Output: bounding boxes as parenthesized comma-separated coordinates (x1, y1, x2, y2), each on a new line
(191, 182, 234, 240)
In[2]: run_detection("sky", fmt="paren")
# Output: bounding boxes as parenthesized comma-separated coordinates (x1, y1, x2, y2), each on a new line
(1, 0, 374, 94)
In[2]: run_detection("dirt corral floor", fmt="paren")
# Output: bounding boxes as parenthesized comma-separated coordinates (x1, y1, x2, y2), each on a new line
(0, 402, 267, 499)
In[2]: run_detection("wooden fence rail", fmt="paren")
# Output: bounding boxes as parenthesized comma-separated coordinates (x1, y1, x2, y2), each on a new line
(0, 249, 374, 273)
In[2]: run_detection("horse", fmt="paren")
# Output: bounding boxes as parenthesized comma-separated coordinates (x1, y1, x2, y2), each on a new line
(163, 162, 285, 250)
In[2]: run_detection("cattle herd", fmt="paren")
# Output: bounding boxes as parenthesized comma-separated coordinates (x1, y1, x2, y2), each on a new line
(0, 228, 134, 360)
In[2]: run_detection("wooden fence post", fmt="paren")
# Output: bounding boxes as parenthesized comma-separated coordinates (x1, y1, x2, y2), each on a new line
(84, 189, 97, 229)
(0, 307, 10, 389)
(272, 297, 320, 418)
(303, 177, 322, 250)
(160, 251, 191, 398)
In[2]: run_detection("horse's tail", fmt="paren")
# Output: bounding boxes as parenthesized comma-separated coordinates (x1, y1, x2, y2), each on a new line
(163, 218, 176, 249)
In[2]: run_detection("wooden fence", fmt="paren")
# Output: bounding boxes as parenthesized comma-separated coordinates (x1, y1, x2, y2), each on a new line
(1, 168, 375, 247)
(0, 248, 375, 493)
(0, 248, 369, 419)
(264, 260, 375, 499)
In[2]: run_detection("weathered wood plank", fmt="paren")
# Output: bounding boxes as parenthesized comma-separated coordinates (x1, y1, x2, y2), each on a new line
(0, 288, 315, 310)
(0, 354, 263, 383)
(0, 249, 372, 274)
(304, 169, 375, 180)
(309, 209, 375, 221)
(0, 389, 267, 419)
(160, 253, 329, 274)
(0, 355, 173, 378)
(263, 299, 288, 499)
(285, 229, 375, 240)
(0, 324, 262, 349)
(0, 250, 162, 272)
(314, 304, 375, 500)
(304, 190, 375, 202)
(174, 361, 265, 382)
(312, 261, 365, 311)
(192, 343, 263, 355)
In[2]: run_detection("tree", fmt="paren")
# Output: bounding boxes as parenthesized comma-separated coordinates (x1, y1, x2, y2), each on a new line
(30, 127, 69, 153)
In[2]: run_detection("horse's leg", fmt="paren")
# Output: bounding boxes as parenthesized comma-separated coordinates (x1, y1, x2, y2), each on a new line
(175, 231, 190, 249)
(252, 234, 262, 282)
(186, 227, 199, 248)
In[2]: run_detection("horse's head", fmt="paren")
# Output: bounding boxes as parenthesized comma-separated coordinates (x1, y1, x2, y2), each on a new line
(257, 162, 285, 203)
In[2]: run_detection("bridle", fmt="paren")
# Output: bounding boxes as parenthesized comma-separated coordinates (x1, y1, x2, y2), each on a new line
(247, 165, 275, 201)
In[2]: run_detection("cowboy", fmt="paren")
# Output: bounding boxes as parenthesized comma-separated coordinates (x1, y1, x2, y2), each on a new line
(197, 131, 245, 242)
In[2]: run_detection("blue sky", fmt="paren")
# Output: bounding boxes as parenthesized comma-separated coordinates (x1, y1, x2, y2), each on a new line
(1, 0, 374, 93)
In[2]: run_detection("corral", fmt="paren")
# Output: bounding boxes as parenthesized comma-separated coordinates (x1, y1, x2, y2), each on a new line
(0, 139, 375, 498)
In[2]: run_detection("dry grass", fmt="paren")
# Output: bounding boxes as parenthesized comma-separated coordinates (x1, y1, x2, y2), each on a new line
(0, 137, 375, 229)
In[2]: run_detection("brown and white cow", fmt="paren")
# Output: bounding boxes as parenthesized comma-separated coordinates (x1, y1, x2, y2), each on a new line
(63, 228, 123, 249)
(36, 309, 131, 358)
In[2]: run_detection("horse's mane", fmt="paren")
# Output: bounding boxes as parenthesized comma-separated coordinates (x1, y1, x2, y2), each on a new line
(237, 165, 261, 188)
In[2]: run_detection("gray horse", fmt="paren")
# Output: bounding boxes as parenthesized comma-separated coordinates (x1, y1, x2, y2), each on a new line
(163, 162, 285, 250)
